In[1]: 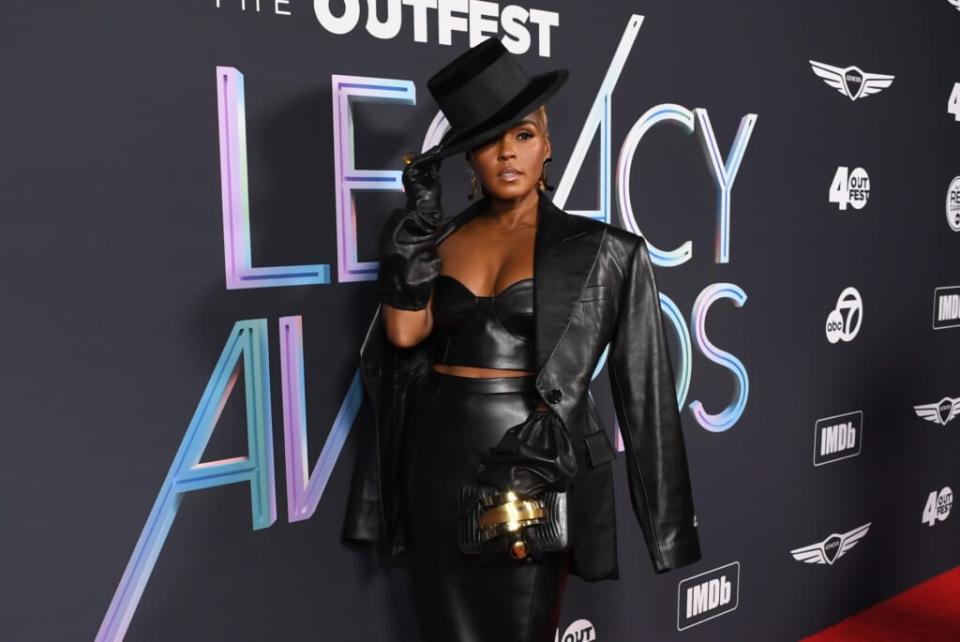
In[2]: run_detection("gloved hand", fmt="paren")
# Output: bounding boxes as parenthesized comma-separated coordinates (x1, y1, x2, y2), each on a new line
(475, 408, 578, 498)
(377, 146, 445, 310)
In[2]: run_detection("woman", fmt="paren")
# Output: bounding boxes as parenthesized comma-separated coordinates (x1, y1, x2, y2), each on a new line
(343, 38, 702, 642)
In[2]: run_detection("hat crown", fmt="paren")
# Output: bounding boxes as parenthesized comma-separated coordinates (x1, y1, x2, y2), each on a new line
(427, 38, 531, 131)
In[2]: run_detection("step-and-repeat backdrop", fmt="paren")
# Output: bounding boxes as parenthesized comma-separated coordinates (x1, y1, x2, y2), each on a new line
(3, 1, 959, 640)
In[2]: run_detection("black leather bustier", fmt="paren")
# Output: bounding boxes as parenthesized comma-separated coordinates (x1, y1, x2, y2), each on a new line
(430, 274, 535, 370)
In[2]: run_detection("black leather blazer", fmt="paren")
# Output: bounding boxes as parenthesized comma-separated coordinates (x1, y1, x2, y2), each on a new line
(342, 191, 701, 581)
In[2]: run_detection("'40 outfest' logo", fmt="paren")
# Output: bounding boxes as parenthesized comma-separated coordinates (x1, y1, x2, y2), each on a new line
(96, 14, 757, 642)
(826, 287, 863, 343)
(922, 487, 953, 526)
(830, 167, 870, 211)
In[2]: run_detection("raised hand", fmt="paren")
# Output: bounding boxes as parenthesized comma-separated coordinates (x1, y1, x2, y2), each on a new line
(376, 148, 446, 311)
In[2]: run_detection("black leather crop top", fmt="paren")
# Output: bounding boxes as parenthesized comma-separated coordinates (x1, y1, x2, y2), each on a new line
(430, 274, 535, 371)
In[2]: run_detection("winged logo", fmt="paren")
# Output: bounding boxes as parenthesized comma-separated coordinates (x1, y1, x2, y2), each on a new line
(914, 396, 960, 426)
(790, 522, 871, 565)
(809, 60, 895, 101)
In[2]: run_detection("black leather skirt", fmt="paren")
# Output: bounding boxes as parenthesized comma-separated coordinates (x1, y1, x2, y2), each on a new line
(398, 369, 570, 642)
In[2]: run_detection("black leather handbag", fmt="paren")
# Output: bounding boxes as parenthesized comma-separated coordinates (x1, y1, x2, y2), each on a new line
(458, 408, 577, 561)
(457, 484, 569, 560)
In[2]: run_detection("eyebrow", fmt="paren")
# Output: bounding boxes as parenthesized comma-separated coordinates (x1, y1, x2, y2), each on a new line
(474, 119, 540, 148)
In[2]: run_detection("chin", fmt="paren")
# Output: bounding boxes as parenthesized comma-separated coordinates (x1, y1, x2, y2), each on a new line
(487, 181, 535, 200)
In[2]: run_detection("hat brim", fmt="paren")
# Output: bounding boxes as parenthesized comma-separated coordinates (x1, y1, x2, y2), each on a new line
(432, 68, 569, 162)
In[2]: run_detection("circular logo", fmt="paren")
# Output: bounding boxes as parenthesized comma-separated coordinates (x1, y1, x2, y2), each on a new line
(826, 287, 863, 344)
(557, 619, 596, 642)
(937, 486, 953, 522)
(947, 177, 960, 232)
(848, 167, 870, 210)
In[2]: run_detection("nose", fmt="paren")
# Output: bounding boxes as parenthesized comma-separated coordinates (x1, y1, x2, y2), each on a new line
(497, 135, 517, 160)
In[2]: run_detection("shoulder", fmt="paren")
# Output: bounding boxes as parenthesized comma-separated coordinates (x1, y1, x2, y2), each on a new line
(597, 220, 642, 250)
(565, 212, 648, 273)
(552, 206, 644, 263)
(544, 202, 648, 281)
(550, 202, 641, 246)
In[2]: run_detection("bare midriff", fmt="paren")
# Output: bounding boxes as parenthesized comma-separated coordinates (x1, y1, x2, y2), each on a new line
(432, 364, 549, 411)
(431, 363, 536, 378)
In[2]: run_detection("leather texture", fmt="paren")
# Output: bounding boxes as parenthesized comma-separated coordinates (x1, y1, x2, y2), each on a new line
(375, 155, 444, 310)
(431, 270, 576, 498)
(431, 274, 536, 371)
(400, 370, 568, 642)
(474, 408, 578, 498)
(458, 485, 569, 557)
(344, 190, 702, 580)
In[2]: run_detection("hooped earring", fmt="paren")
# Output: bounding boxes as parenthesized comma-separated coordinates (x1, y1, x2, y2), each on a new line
(538, 157, 555, 192)
(467, 164, 481, 200)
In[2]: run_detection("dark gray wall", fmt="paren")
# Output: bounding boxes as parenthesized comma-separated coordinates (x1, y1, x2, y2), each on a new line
(2, 1, 958, 640)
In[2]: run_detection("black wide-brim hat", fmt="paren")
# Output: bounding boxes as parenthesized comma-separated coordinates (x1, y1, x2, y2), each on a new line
(426, 38, 568, 162)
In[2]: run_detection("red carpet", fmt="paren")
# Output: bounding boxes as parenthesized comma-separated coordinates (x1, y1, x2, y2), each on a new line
(800, 565, 960, 641)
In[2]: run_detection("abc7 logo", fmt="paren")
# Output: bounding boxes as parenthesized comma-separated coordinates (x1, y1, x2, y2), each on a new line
(947, 176, 960, 232)
(826, 287, 863, 344)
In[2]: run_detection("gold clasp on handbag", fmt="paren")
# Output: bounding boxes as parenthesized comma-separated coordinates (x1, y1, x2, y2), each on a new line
(458, 486, 569, 559)
(476, 491, 547, 557)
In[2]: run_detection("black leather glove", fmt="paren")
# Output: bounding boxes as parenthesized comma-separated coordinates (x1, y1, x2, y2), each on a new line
(376, 147, 445, 310)
(474, 408, 578, 498)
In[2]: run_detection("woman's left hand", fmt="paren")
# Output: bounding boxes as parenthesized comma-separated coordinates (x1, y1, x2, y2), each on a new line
(474, 407, 578, 497)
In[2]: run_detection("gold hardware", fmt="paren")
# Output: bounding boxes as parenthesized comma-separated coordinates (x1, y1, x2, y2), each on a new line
(477, 498, 545, 530)
(511, 539, 529, 560)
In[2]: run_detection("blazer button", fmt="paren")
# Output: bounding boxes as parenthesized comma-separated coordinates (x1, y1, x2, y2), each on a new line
(546, 388, 562, 404)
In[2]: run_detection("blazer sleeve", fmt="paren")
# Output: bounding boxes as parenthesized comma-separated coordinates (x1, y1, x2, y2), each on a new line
(342, 305, 386, 544)
(341, 302, 434, 551)
(607, 236, 702, 574)
(341, 407, 382, 544)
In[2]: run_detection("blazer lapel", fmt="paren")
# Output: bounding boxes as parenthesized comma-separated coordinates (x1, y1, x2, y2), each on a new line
(533, 193, 604, 372)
